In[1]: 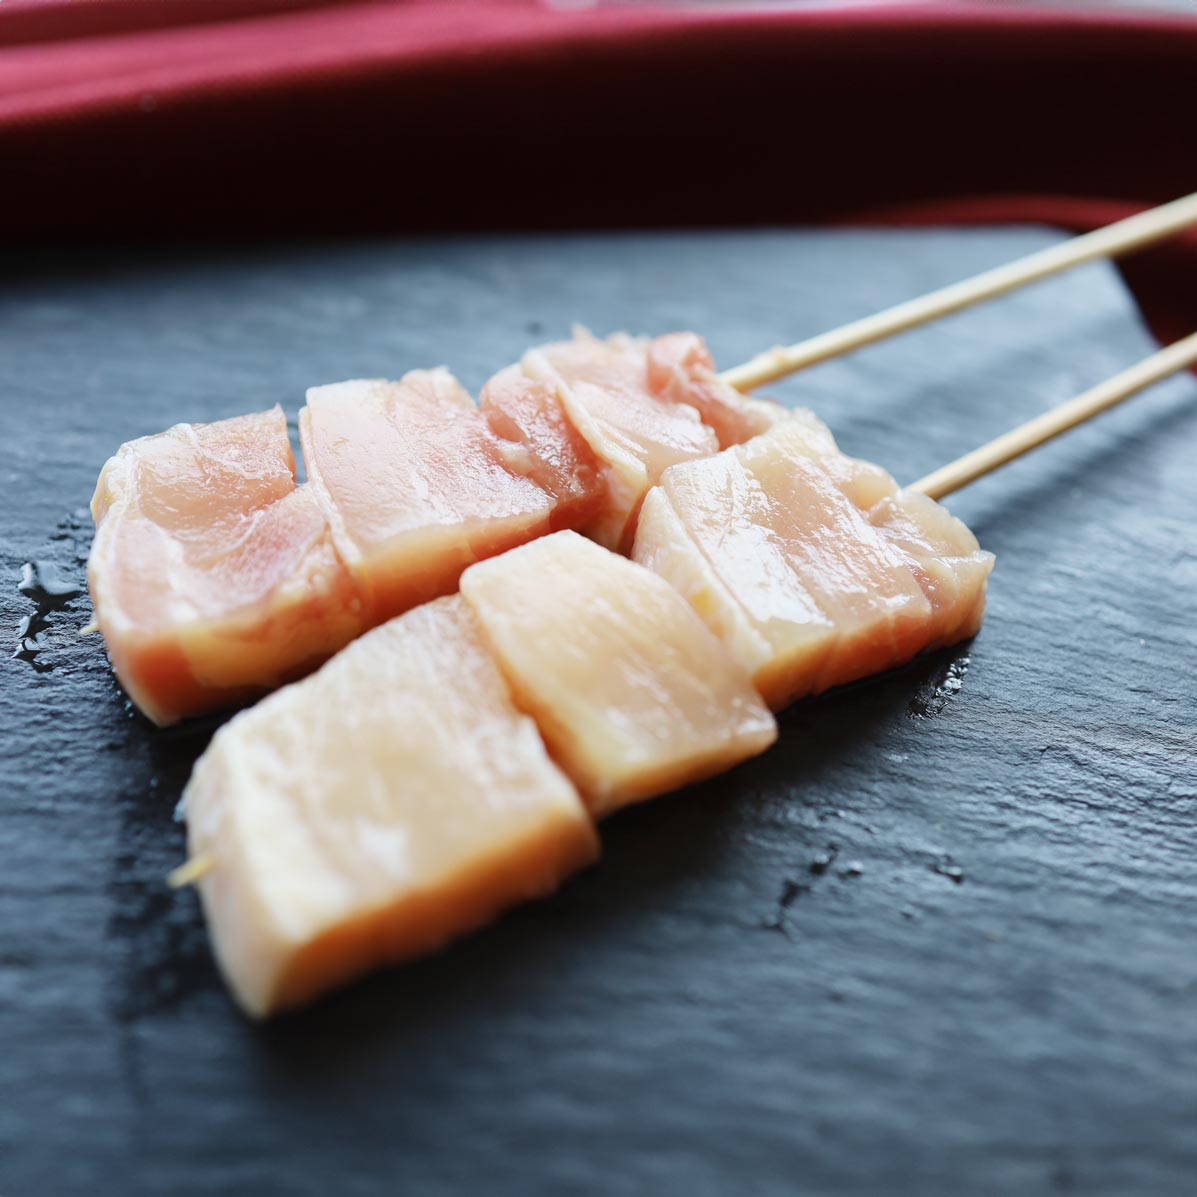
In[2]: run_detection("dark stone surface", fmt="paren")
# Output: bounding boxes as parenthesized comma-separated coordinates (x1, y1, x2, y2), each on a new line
(1, 231, 1194, 1197)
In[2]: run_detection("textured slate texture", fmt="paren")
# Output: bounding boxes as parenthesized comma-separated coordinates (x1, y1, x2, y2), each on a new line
(1, 231, 1195, 1197)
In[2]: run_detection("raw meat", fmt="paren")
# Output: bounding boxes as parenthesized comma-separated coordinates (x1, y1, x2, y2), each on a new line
(460, 531, 778, 816)
(518, 330, 722, 549)
(632, 414, 993, 709)
(183, 594, 598, 1018)
(91, 330, 785, 723)
(867, 489, 992, 648)
(300, 369, 577, 620)
(88, 408, 365, 725)
(646, 331, 788, 449)
(478, 365, 608, 530)
(749, 406, 992, 649)
(513, 329, 788, 548)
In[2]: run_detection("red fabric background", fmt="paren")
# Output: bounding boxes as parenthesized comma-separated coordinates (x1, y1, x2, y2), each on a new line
(2, 0, 1194, 346)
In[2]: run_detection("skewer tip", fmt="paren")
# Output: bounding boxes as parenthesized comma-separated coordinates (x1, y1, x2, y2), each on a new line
(168, 853, 216, 889)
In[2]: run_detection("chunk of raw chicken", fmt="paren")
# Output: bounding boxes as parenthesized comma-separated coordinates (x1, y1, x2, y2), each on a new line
(510, 331, 716, 550)
(632, 415, 993, 709)
(460, 531, 778, 816)
(866, 489, 992, 648)
(184, 595, 598, 1018)
(91, 330, 782, 724)
(748, 406, 993, 650)
(88, 408, 365, 725)
(301, 369, 597, 621)
(478, 365, 608, 530)
(495, 329, 789, 551)
(645, 332, 788, 449)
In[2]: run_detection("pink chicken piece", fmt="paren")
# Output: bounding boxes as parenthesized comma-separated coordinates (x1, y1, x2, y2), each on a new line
(488, 328, 790, 551)
(478, 365, 608, 531)
(300, 368, 606, 623)
(761, 410, 994, 651)
(88, 408, 366, 726)
(512, 330, 724, 550)
(633, 414, 993, 710)
(90, 330, 791, 724)
(866, 489, 992, 649)
(645, 332, 788, 450)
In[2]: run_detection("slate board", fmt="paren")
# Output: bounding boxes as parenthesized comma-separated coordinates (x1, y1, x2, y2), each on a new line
(1, 230, 1195, 1197)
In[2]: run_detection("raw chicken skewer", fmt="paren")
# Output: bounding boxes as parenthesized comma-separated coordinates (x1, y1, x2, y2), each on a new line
(87, 196, 1197, 726)
(88, 331, 781, 725)
(720, 192, 1197, 391)
(636, 333, 1197, 708)
(175, 334, 1195, 1017)
(181, 534, 779, 1014)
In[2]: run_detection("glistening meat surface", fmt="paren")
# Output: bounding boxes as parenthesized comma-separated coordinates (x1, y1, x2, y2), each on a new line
(90, 331, 776, 723)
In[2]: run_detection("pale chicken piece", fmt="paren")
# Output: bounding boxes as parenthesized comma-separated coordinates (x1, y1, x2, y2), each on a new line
(519, 331, 721, 550)
(867, 490, 993, 648)
(633, 417, 992, 710)
(89, 408, 365, 726)
(748, 406, 993, 648)
(737, 429, 935, 693)
(779, 408, 900, 511)
(633, 442, 839, 710)
(300, 369, 575, 621)
(460, 531, 777, 817)
(478, 365, 608, 532)
(184, 595, 598, 1018)
(645, 332, 789, 449)
(632, 485, 805, 705)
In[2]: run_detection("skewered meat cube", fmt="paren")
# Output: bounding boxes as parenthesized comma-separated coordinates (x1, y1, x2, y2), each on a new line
(460, 531, 778, 816)
(513, 330, 722, 549)
(645, 331, 788, 449)
(299, 369, 585, 620)
(183, 594, 598, 1017)
(89, 407, 364, 725)
(632, 414, 993, 709)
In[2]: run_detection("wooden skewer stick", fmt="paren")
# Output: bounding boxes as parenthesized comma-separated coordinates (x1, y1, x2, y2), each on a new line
(168, 853, 216, 888)
(911, 331, 1197, 501)
(719, 193, 1197, 392)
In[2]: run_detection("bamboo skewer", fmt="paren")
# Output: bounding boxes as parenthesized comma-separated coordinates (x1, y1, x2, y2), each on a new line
(720, 193, 1197, 393)
(167, 336, 1197, 889)
(168, 853, 216, 888)
(911, 331, 1197, 500)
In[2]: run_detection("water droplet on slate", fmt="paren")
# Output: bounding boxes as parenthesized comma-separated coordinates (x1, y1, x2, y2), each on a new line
(809, 845, 839, 875)
(909, 654, 970, 719)
(18, 561, 82, 607)
(13, 561, 83, 671)
(934, 862, 965, 884)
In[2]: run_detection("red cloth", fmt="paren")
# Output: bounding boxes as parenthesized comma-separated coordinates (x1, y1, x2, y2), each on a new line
(2, 0, 1195, 346)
